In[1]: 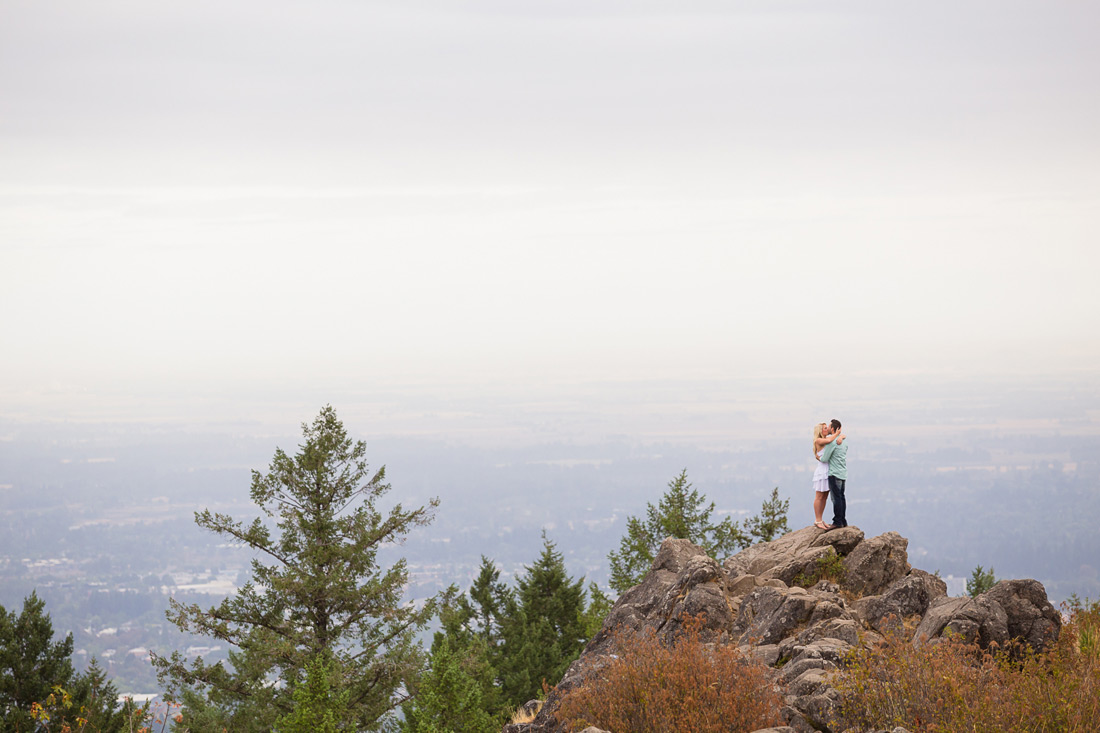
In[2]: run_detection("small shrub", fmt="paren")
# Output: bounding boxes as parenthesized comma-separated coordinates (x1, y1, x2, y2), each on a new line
(555, 616, 783, 733)
(792, 551, 847, 588)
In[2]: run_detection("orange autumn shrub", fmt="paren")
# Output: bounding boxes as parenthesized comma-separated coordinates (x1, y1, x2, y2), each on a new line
(555, 617, 783, 733)
(834, 601, 1100, 733)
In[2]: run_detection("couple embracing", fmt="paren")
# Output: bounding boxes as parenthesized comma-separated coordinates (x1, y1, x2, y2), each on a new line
(811, 419, 848, 530)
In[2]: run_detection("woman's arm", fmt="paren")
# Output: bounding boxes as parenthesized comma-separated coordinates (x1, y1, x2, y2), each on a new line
(835, 433, 846, 445)
(813, 433, 838, 449)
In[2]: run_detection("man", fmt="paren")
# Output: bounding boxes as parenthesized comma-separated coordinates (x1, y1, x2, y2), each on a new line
(820, 419, 848, 528)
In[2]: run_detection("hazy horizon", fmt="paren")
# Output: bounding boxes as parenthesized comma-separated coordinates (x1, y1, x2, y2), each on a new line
(3, 1, 1099, 415)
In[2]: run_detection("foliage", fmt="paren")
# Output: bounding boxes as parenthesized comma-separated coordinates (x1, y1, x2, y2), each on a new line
(580, 582, 612, 641)
(400, 636, 498, 733)
(69, 658, 146, 733)
(1, 594, 145, 733)
(152, 406, 439, 732)
(415, 559, 512, 724)
(1065, 596, 1100, 660)
(24, 681, 150, 733)
(0, 591, 75, 732)
(555, 616, 783, 733)
(834, 604, 1100, 732)
(497, 536, 589, 707)
(607, 471, 791, 593)
(791, 549, 847, 588)
(274, 656, 350, 733)
(742, 487, 790, 543)
(966, 565, 997, 597)
(409, 545, 609, 726)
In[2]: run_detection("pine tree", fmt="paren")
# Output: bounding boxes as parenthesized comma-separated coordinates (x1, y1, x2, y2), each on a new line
(743, 487, 790, 543)
(69, 657, 135, 733)
(498, 536, 587, 707)
(607, 470, 748, 593)
(402, 559, 513, 730)
(607, 472, 792, 594)
(400, 636, 498, 733)
(465, 556, 510, 649)
(0, 591, 75, 732)
(152, 406, 440, 732)
(581, 582, 613, 641)
(967, 565, 997, 597)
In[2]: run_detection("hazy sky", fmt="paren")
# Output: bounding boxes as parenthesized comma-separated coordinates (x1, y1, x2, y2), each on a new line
(2, 1, 1098, 421)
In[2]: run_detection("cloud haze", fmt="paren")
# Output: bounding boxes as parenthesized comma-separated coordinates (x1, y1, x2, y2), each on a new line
(2, 1, 1098, 412)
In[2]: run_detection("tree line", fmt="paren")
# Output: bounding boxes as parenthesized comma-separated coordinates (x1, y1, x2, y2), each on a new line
(2, 406, 791, 732)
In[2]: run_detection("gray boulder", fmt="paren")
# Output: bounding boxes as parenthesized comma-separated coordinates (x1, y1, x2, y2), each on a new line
(735, 585, 818, 646)
(601, 537, 705, 637)
(650, 552, 735, 643)
(842, 531, 910, 596)
(760, 545, 839, 585)
(725, 526, 864, 580)
(982, 579, 1062, 652)
(913, 595, 1009, 647)
(790, 685, 841, 733)
(778, 655, 837, 685)
(854, 569, 947, 636)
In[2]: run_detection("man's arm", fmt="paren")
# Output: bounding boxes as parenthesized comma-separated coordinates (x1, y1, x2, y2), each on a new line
(821, 441, 836, 462)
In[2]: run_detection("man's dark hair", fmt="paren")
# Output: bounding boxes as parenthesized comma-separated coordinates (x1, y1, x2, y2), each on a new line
(830, 419, 842, 431)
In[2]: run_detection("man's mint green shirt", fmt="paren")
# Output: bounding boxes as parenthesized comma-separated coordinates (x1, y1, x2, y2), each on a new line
(820, 439, 848, 480)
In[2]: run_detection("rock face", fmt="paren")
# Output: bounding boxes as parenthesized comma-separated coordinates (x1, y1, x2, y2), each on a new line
(508, 527, 1061, 733)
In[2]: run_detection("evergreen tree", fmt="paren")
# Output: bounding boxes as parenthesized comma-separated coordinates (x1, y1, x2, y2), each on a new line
(607, 470, 748, 593)
(69, 657, 135, 733)
(607, 472, 791, 593)
(0, 591, 75, 732)
(415, 579, 508, 724)
(465, 556, 511, 649)
(743, 487, 790, 543)
(967, 565, 997, 597)
(580, 582, 613, 641)
(413, 549, 611, 724)
(152, 406, 439, 732)
(400, 636, 497, 733)
(498, 536, 587, 707)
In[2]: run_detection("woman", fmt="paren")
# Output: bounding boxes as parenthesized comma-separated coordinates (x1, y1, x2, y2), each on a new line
(812, 422, 843, 529)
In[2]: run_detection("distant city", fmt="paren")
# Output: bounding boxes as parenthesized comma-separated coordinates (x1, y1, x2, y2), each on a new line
(3, 373, 1099, 692)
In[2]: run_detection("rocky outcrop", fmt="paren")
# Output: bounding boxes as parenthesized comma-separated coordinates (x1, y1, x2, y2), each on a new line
(854, 569, 947, 636)
(508, 527, 1060, 733)
(983, 579, 1062, 651)
(841, 531, 910, 596)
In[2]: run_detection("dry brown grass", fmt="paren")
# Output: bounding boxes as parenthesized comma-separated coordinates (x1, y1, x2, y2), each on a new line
(834, 601, 1100, 732)
(509, 700, 542, 725)
(555, 616, 783, 733)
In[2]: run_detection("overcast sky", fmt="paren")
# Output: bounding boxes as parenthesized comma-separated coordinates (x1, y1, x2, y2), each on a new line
(2, 1, 1098, 423)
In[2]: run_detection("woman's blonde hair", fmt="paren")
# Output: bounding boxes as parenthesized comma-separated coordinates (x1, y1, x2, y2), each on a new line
(812, 423, 826, 457)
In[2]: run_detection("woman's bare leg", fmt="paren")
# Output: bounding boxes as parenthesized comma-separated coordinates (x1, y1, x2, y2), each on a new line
(814, 492, 828, 528)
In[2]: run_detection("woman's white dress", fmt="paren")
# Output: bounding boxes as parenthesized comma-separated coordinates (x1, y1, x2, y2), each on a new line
(813, 449, 830, 493)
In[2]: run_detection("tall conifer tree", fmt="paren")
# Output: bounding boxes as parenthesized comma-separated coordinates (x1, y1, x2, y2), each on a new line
(498, 536, 587, 706)
(153, 406, 439, 731)
(0, 592, 75, 732)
